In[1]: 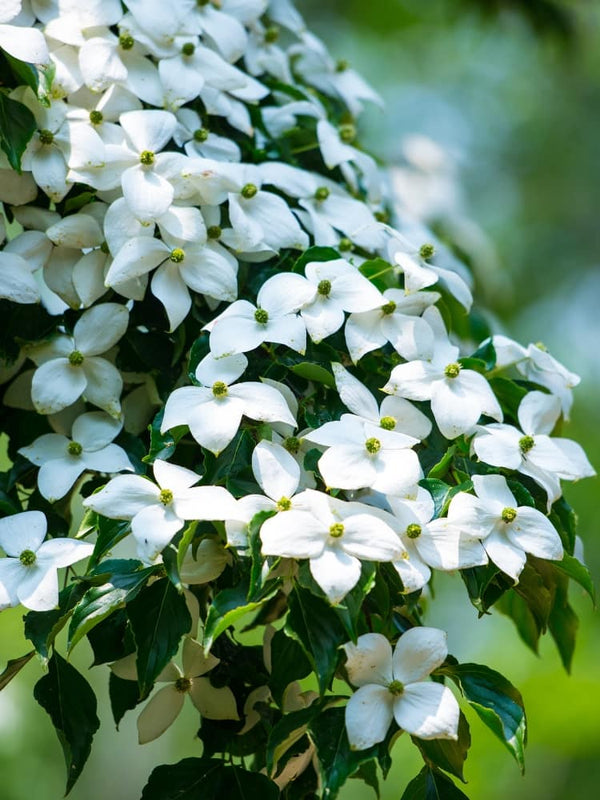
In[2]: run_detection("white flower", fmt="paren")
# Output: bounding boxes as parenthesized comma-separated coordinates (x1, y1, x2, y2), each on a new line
(0, 7, 49, 64)
(29, 302, 128, 417)
(472, 391, 595, 510)
(383, 310, 502, 440)
(447, 475, 563, 581)
(19, 412, 133, 502)
(111, 637, 238, 744)
(0, 251, 40, 304)
(82, 458, 238, 564)
(343, 628, 459, 750)
(161, 352, 296, 456)
(0, 511, 93, 612)
(260, 489, 403, 603)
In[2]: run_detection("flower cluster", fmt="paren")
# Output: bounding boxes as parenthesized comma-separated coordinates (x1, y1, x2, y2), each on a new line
(0, 0, 595, 797)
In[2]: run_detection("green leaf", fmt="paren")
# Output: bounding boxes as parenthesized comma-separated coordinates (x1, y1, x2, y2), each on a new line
(3, 53, 39, 92)
(108, 672, 141, 728)
(469, 340, 496, 371)
(411, 711, 471, 782)
(67, 561, 154, 652)
(269, 628, 312, 706)
(285, 585, 346, 694)
(427, 446, 456, 480)
(358, 257, 395, 291)
(0, 650, 34, 691)
(309, 706, 379, 800)
(441, 662, 526, 772)
(419, 478, 473, 518)
(127, 578, 192, 698)
(290, 361, 335, 388)
(267, 705, 322, 773)
(87, 514, 131, 569)
(400, 766, 470, 800)
(553, 553, 595, 603)
(248, 510, 277, 599)
(204, 582, 279, 651)
(0, 93, 36, 171)
(292, 246, 340, 274)
(548, 581, 579, 673)
(24, 582, 87, 663)
(334, 561, 376, 641)
(488, 377, 528, 419)
(33, 651, 100, 793)
(141, 757, 281, 799)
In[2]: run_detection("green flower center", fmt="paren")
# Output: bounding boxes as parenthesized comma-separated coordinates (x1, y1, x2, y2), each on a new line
(365, 437, 381, 454)
(100, 241, 110, 254)
(381, 300, 396, 315)
(336, 58, 349, 72)
(264, 25, 280, 43)
(388, 679, 405, 696)
(338, 237, 352, 252)
(170, 248, 185, 263)
(329, 523, 345, 539)
(419, 243, 435, 260)
(68, 350, 84, 366)
(181, 42, 195, 56)
(139, 150, 155, 166)
(501, 507, 518, 523)
(374, 210, 389, 223)
(339, 123, 356, 143)
(207, 225, 222, 239)
(314, 186, 330, 201)
(380, 416, 396, 430)
(89, 110, 103, 125)
(406, 523, 422, 539)
(283, 436, 300, 454)
(19, 549, 37, 566)
(193, 127, 209, 142)
(254, 308, 269, 324)
(241, 183, 258, 199)
(68, 441, 83, 456)
(277, 496, 292, 512)
(119, 34, 135, 50)
(38, 129, 54, 145)
(159, 489, 174, 506)
(444, 362, 461, 379)
(317, 279, 331, 297)
(534, 341, 547, 352)
(212, 381, 228, 398)
(519, 435, 535, 454)
(174, 677, 192, 693)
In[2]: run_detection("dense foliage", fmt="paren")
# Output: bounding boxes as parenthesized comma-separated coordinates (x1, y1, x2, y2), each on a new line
(0, 1, 595, 798)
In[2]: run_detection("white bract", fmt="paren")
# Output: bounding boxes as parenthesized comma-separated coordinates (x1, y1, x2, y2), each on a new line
(161, 352, 296, 455)
(472, 391, 595, 509)
(344, 628, 459, 749)
(19, 411, 133, 501)
(447, 475, 563, 581)
(0, 511, 93, 612)
(82, 458, 239, 563)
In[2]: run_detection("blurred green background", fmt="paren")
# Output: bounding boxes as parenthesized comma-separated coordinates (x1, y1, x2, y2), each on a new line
(1, 1, 598, 798)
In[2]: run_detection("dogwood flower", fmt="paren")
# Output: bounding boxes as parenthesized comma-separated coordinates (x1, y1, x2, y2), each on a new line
(472, 391, 595, 509)
(343, 628, 459, 749)
(19, 412, 134, 502)
(161, 352, 296, 455)
(447, 475, 563, 581)
(0, 511, 93, 612)
(0, 251, 40, 304)
(29, 302, 128, 417)
(111, 637, 238, 744)
(260, 489, 403, 603)
(83, 458, 238, 564)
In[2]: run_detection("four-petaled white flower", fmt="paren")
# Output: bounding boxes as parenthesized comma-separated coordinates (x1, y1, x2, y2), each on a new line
(0, 511, 93, 611)
(447, 474, 563, 581)
(344, 628, 459, 750)
(111, 637, 238, 744)
(19, 411, 134, 502)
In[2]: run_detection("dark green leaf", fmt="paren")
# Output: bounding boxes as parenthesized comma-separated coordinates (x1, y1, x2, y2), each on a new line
(0, 650, 34, 691)
(33, 651, 100, 793)
(290, 362, 335, 388)
(87, 608, 133, 666)
(24, 582, 87, 662)
(87, 514, 131, 569)
(552, 553, 595, 603)
(441, 662, 526, 772)
(0, 93, 36, 171)
(127, 578, 192, 698)
(334, 561, 376, 641)
(108, 672, 141, 728)
(488, 377, 528, 419)
(469, 340, 496, 371)
(292, 246, 340, 274)
(204, 582, 279, 651)
(419, 478, 473, 518)
(141, 757, 281, 799)
(400, 766, 470, 800)
(68, 561, 154, 651)
(3, 52, 39, 92)
(412, 711, 471, 782)
(267, 705, 323, 773)
(285, 585, 346, 694)
(269, 628, 312, 706)
(351, 761, 379, 798)
(309, 706, 379, 800)
(248, 510, 277, 599)
(427, 446, 456, 480)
